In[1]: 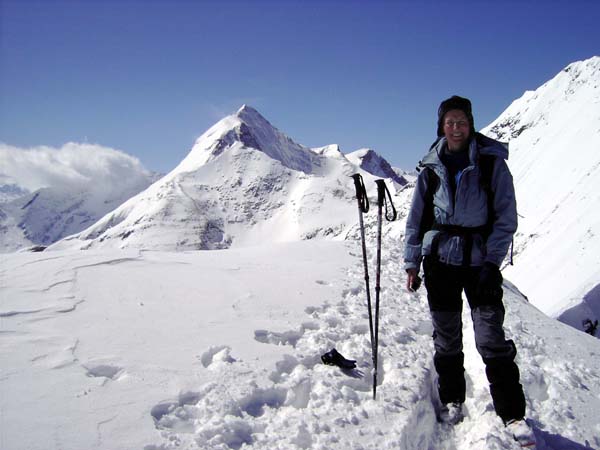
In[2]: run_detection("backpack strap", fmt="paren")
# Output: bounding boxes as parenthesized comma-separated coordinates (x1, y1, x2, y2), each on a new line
(478, 153, 514, 266)
(418, 166, 438, 241)
(478, 154, 495, 237)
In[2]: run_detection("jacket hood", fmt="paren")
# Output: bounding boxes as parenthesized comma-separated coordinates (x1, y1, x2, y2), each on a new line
(476, 132, 509, 159)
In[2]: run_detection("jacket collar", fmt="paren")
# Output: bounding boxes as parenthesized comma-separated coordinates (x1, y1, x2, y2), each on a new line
(420, 132, 508, 169)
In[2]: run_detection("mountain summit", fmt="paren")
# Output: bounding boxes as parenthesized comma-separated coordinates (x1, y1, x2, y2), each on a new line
(52, 106, 394, 251)
(176, 105, 315, 175)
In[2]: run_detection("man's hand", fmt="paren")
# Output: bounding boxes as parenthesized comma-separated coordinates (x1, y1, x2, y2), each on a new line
(406, 268, 422, 292)
(476, 262, 503, 300)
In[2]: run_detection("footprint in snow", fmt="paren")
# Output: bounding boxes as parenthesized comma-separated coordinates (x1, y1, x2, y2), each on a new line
(83, 363, 124, 381)
(254, 321, 320, 348)
(254, 329, 303, 347)
(149, 382, 290, 449)
(200, 345, 236, 368)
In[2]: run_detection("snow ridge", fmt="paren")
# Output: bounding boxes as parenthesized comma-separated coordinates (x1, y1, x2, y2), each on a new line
(236, 105, 316, 174)
(482, 56, 600, 330)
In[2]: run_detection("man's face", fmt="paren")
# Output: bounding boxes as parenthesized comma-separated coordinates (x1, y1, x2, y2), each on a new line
(443, 109, 470, 151)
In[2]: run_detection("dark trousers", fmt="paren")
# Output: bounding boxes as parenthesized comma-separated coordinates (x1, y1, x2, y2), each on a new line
(423, 257, 526, 423)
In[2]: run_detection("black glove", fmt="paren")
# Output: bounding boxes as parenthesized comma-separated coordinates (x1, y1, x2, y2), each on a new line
(476, 262, 503, 300)
(321, 348, 357, 370)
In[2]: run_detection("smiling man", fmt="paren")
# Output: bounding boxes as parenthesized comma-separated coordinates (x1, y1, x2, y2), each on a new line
(403, 96, 536, 448)
(443, 110, 471, 151)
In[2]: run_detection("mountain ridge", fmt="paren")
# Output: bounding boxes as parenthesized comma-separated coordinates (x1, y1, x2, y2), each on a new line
(50, 106, 398, 251)
(482, 56, 600, 329)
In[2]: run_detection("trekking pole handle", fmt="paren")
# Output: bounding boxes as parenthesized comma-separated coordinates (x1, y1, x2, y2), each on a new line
(351, 174, 369, 213)
(375, 179, 397, 221)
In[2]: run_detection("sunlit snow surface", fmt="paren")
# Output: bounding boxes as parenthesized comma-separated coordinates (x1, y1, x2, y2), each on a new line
(2, 234, 599, 449)
(483, 57, 600, 326)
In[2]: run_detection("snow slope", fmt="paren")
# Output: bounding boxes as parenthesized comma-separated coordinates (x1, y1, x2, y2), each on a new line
(50, 106, 396, 252)
(482, 56, 600, 329)
(2, 230, 599, 449)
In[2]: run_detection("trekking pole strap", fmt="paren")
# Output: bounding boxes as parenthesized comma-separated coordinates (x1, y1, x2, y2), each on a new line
(351, 174, 369, 213)
(375, 179, 397, 222)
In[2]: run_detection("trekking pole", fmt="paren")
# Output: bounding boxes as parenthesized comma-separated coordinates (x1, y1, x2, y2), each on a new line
(373, 179, 397, 400)
(351, 174, 377, 398)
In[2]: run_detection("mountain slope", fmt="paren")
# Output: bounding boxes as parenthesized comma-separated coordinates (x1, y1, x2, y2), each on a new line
(482, 56, 600, 330)
(51, 106, 395, 251)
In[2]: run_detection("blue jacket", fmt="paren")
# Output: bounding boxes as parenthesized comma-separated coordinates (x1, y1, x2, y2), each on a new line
(404, 134, 517, 271)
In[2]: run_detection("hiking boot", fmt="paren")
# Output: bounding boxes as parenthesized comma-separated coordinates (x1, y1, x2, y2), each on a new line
(439, 402, 463, 425)
(506, 418, 537, 448)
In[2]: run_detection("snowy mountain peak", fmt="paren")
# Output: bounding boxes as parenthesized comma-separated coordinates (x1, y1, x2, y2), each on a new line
(485, 56, 600, 142)
(236, 104, 264, 121)
(312, 144, 344, 158)
(235, 104, 275, 143)
(563, 55, 600, 77)
(175, 105, 314, 175)
(346, 148, 408, 186)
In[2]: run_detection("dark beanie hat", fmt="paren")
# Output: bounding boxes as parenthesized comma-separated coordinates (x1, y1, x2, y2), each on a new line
(437, 95, 475, 137)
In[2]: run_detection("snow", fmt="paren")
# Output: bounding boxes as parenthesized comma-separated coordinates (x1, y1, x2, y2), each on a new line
(482, 56, 600, 328)
(2, 234, 600, 449)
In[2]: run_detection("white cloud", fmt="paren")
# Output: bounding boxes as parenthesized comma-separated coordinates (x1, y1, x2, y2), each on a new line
(0, 142, 155, 197)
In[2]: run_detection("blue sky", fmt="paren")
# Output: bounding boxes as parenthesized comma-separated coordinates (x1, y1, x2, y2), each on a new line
(1, 0, 598, 173)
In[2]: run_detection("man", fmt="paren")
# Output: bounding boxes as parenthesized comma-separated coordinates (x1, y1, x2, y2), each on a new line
(404, 96, 536, 447)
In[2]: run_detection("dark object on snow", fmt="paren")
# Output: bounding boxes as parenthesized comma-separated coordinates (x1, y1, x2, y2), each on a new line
(583, 319, 598, 336)
(27, 245, 47, 252)
(321, 348, 357, 370)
